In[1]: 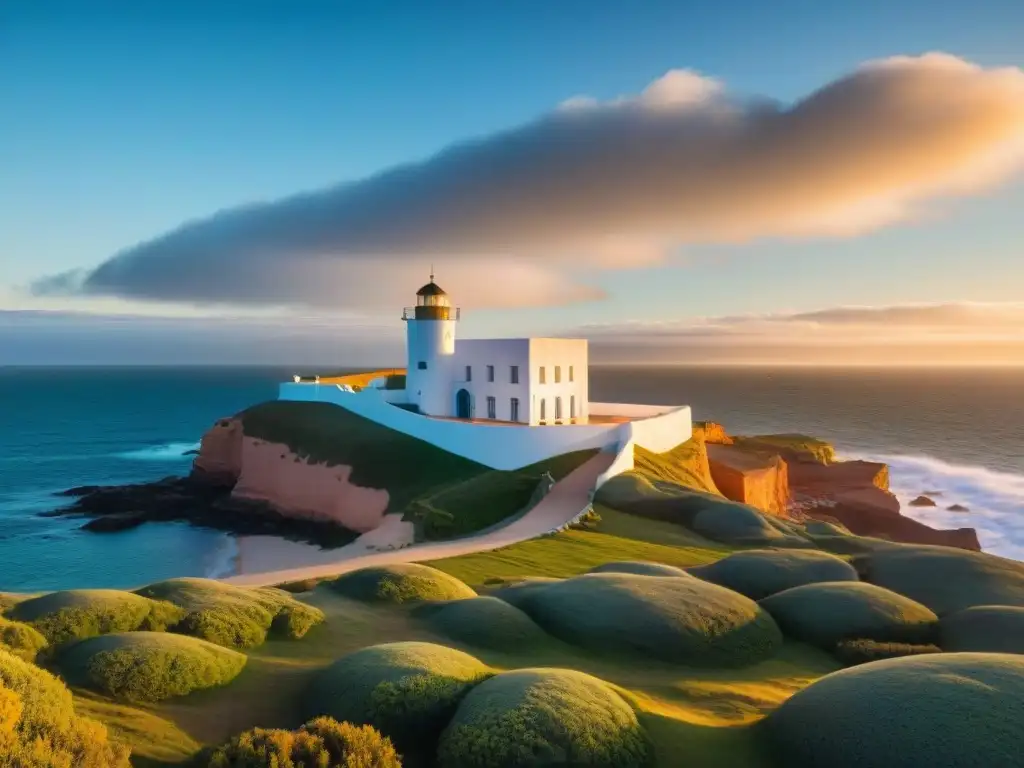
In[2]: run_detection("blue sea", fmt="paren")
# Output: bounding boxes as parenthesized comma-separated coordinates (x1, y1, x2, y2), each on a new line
(1, 365, 1022, 592)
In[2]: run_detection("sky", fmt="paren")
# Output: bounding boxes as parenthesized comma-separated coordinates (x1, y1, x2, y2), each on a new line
(2, 0, 1024, 366)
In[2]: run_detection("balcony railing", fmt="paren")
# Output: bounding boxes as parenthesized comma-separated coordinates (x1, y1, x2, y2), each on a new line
(402, 306, 461, 321)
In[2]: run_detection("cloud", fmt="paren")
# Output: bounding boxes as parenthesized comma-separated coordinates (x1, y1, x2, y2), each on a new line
(32, 53, 1024, 309)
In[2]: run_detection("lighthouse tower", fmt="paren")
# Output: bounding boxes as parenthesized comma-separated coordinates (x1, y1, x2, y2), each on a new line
(403, 274, 459, 416)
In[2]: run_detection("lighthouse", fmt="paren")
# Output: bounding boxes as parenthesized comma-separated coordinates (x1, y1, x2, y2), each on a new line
(402, 273, 460, 416)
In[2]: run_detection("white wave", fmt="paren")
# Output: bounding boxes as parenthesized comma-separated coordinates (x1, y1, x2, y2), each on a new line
(205, 534, 240, 579)
(115, 442, 200, 461)
(842, 449, 1024, 561)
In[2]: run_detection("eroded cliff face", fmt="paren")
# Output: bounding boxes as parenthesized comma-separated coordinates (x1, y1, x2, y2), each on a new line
(192, 417, 389, 533)
(706, 444, 789, 516)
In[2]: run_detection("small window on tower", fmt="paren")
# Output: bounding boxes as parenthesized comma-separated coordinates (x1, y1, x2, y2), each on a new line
(418, 361, 427, 370)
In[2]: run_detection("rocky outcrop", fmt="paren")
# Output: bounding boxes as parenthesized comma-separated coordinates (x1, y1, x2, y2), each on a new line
(192, 418, 244, 485)
(706, 444, 789, 516)
(693, 421, 733, 445)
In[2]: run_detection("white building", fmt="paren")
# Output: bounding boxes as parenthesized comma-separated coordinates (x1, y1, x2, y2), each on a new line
(403, 277, 589, 425)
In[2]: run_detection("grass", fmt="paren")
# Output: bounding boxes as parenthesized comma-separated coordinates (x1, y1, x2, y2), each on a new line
(414, 597, 549, 652)
(832, 639, 942, 666)
(633, 437, 721, 495)
(731, 434, 837, 464)
(0, 615, 48, 662)
(328, 564, 478, 604)
(690, 549, 859, 600)
(59, 631, 248, 702)
(939, 605, 1024, 653)
(587, 561, 690, 577)
(437, 667, 653, 768)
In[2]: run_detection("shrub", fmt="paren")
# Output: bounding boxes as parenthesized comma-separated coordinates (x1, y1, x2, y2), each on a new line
(939, 605, 1024, 653)
(328, 564, 476, 604)
(202, 717, 402, 767)
(690, 549, 858, 600)
(8, 589, 185, 645)
(833, 638, 942, 666)
(489, 578, 561, 610)
(58, 631, 246, 702)
(416, 597, 549, 651)
(762, 652, 1024, 768)
(518, 573, 782, 666)
(759, 581, 937, 648)
(0, 616, 48, 662)
(308, 641, 490, 762)
(438, 668, 653, 768)
(0, 648, 131, 767)
(587, 561, 689, 577)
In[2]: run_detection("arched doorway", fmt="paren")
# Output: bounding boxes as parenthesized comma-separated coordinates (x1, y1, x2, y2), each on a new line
(456, 389, 471, 419)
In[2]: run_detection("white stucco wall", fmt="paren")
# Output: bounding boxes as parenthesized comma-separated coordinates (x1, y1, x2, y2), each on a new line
(527, 338, 589, 425)
(451, 338, 531, 422)
(405, 317, 457, 416)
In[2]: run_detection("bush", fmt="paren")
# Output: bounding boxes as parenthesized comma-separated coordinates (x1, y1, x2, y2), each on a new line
(308, 641, 490, 762)
(202, 716, 402, 767)
(0, 648, 131, 767)
(762, 652, 1024, 768)
(517, 573, 782, 666)
(8, 589, 185, 645)
(0, 616, 48, 662)
(833, 638, 942, 666)
(759, 581, 938, 648)
(416, 597, 549, 652)
(58, 631, 246, 702)
(437, 668, 653, 768)
(587, 561, 689, 577)
(135, 578, 324, 648)
(489, 578, 561, 610)
(939, 605, 1024, 653)
(328, 564, 476, 604)
(856, 544, 1024, 615)
(690, 549, 858, 600)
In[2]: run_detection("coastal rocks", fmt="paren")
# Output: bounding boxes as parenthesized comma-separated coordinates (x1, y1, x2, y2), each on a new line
(192, 418, 244, 486)
(948, 504, 971, 512)
(909, 495, 938, 507)
(706, 443, 790, 516)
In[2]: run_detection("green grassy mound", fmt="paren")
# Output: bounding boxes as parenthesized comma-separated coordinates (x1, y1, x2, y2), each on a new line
(135, 578, 324, 648)
(489, 578, 562, 609)
(0, 648, 131, 766)
(855, 544, 1024, 615)
(940, 606, 1024, 654)
(199, 717, 402, 767)
(516, 573, 782, 666)
(59, 631, 247, 702)
(833, 638, 942, 666)
(308, 641, 491, 762)
(415, 597, 549, 651)
(690, 549, 858, 600)
(328, 564, 477, 604)
(7, 589, 185, 645)
(437, 667, 652, 768)
(0, 616, 48, 662)
(587, 561, 690, 577)
(762, 652, 1024, 768)
(759, 581, 937, 648)
(732, 434, 836, 465)
(633, 438, 721, 495)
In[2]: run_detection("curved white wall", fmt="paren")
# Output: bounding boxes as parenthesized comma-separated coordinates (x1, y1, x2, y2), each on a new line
(405, 319, 457, 415)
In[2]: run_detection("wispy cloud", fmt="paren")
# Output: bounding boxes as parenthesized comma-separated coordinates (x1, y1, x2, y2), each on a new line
(31, 53, 1024, 310)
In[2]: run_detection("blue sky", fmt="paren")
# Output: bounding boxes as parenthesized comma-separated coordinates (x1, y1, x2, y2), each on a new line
(2, 1, 1023, 364)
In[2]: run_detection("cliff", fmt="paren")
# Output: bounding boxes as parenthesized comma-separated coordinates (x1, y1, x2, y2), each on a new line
(706, 443, 789, 516)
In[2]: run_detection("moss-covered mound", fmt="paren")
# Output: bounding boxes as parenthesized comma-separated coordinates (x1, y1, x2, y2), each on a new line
(762, 652, 1024, 768)
(0, 648, 131, 766)
(517, 573, 782, 666)
(632, 438, 720, 495)
(940, 606, 1024, 654)
(856, 544, 1024, 615)
(587, 561, 690, 577)
(833, 638, 942, 666)
(759, 581, 937, 648)
(437, 668, 652, 768)
(489, 578, 561, 610)
(135, 578, 324, 648)
(200, 717, 402, 767)
(308, 641, 491, 761)
(7, 589, 185, 645)
(59, 631, 247, 702)
(416, 597, 549, 651)
(328, 564, 477, 604)
(690, 549, 858, 600)
(732, 434, 837, 465)
(0, 616, 48, 662)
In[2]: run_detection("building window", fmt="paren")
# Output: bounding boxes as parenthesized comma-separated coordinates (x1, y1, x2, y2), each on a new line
(554, 366, 561, 383)
(570, 395, 576, 419)
(510, 397, 520, 422)
(465, 365, 472, 381)
(417, 361, 427, 370)
(510, 365, 519, 384)
(539, 366, 546, 384)
(555, 396, 563, 421)
(487, 396, 496, 419)
(569, 365, 574, 382)
(487, 365, 495, 382)
(539, 398, 546, 422)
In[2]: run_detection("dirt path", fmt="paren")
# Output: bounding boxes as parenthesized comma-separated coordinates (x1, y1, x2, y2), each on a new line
(223, 450, 615, 587)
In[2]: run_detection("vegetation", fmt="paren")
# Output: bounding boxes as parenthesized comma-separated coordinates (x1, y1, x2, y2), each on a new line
(437, 668, 653, 768)
(328, 564, 477, 604)
(731, 434, 836, 465)
(939, 605, 1024, 653)
(513, 573, 782, 666)
(632, 438, 721, 495)
(587, 561, 690, 577)
(832, 638, 942, 666)
(7, 589, 184, 646)
(308, 641, 491, 763)
(0, 616, 48, 662)
(415, 597, 549, 652)
(58, 631, 247, 702)
(690, 549, 858, 600)
(759, 581, 938, 648)
(201, 717, 402, 767)
(762, 653, 1024, 768)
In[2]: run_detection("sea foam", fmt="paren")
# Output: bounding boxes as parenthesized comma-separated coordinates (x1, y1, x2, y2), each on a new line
(116, 441, 201, 461)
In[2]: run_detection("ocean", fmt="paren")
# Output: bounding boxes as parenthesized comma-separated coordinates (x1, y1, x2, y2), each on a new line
(1, 365, 1022, 592)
